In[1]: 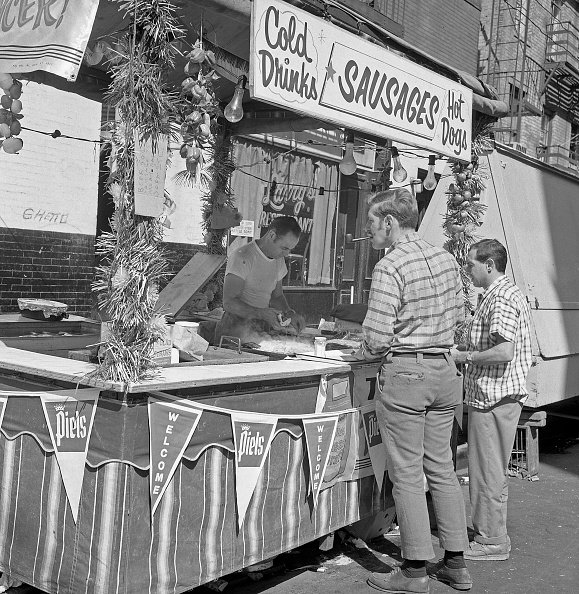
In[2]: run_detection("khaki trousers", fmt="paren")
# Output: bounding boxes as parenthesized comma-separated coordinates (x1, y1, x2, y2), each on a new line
(376, 354, 469, 560)
(467, 398, 522, 545)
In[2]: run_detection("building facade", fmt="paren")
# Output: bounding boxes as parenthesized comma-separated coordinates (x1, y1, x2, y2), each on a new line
(479, 0, 579, 172)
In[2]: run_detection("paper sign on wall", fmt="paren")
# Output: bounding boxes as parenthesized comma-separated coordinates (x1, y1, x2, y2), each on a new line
(231, 220, 255, 237)
(148, 397, 203, 516)
(134, 131, 168, 217)
(231, 412, 277, 529)
(303, 415, 339, 506)
(40, 389, 100, 522)
(361, 403, 388, 490)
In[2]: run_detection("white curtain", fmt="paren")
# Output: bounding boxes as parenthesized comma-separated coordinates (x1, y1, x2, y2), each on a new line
(228, 139, 268, 253)
(308, 161, 337, 285)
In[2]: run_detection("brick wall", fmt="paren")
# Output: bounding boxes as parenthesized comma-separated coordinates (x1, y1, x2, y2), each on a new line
(402, 0, 481, 74)
(0, 228, 95, 314)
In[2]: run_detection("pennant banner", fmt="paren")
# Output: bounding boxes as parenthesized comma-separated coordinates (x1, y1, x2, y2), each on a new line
(361, 403, 388, 490)
(0, 394, 6, 431)
(303, 415, 339, 506)
(0, 0, 100, 81)
(231, 412, 277, 529)
(148, 397, 203, 516)
(39, 389, 100, 522)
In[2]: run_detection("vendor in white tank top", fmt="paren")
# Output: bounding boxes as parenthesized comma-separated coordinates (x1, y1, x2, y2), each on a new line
(214, 216, 306, 344)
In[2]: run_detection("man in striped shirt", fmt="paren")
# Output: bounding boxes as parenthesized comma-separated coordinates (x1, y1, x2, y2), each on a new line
(359, 188, 472, 594)
(451, 239, 533, 561)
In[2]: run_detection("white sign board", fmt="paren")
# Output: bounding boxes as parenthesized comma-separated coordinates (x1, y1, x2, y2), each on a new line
(231, 219, 255, 237)
(134, 132, 168, 218)
(250, 0, 472, 161)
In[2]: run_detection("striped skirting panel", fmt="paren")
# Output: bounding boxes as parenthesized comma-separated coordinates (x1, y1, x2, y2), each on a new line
(0, 427, 389, 594)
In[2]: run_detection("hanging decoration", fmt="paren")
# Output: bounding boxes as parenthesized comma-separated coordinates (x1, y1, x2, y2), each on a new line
(443, 117, 494, 336)
(176, 36, 221, 182)
(92, 0, 185, 383)
(0, 73, 24, 154)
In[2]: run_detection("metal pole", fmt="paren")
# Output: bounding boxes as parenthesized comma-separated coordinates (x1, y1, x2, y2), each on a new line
(516, 0, 532, 142)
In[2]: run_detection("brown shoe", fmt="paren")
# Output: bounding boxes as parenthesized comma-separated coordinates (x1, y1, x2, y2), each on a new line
(427, 560, 472, 590)
(367, 567, 429, 593)
(463, 540, 509, 561)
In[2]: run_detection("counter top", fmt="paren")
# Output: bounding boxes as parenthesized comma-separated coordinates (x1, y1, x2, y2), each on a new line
(0, 346, 351, 393)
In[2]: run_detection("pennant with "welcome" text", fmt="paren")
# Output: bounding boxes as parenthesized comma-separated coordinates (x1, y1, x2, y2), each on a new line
(40, 389, 100, 523)
(148, 397, 203, 516)
(303, 415, 339, 507)
(231, 412, 277, 529)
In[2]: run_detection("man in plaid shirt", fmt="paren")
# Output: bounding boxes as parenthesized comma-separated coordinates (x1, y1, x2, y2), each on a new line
(451, 239, 533, 561)
(356, 188, 472, 594)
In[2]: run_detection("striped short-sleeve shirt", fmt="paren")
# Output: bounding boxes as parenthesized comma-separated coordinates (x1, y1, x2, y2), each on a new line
(361, 232, 464, 358)
(464, 275, 533, 409)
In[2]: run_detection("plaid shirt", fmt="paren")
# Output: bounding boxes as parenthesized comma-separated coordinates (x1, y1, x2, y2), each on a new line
(361, 232, 463, 358)
(464, 275, 533, 409)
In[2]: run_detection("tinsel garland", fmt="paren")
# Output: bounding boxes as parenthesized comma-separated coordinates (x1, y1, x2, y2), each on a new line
(443, 116, 494, 340)
(92, 0, 185, 384)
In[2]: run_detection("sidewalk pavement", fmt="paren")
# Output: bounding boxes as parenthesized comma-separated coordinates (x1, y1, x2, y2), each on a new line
(217, 441, 579, 594)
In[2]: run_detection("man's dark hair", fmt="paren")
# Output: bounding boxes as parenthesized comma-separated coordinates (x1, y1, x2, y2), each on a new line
(368, 187, 419, 230)
(471, 239, 508, 273)
(269, 216, 301, 238)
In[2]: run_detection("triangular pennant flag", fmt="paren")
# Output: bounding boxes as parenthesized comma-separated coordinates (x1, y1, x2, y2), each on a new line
(39, 389, 100, 523)
(148, 397, 203, 516)
(231, 412, 277, 529)
(0, 394, 7, 431)
(303, 415, 339, 507)
(361, 403, 387, 490)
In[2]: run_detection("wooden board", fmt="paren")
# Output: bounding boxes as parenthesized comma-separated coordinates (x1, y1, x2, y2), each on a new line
(0, 346, 351, 393)
(155, 252, 226, 317)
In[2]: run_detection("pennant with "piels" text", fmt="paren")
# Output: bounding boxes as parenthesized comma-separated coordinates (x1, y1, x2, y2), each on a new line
(231, 412, 277, 529)
(303, 415, 339, 507)
(148, 397, 203, 516)
(39, 389, 100, 523)
(361, 403, 388, 490)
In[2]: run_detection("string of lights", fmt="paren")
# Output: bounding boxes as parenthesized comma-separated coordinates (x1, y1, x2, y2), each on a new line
(235, 167, 454, 193)
(21, 126, 103, 144)
(19, 125, 449, 161)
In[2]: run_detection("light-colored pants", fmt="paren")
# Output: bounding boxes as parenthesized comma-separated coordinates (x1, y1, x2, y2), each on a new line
(377, 354, 469, 560)
(467, 398, 522, 545)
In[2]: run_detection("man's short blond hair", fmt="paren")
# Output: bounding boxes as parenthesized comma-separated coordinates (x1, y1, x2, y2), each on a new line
(368, 187, 419, 230)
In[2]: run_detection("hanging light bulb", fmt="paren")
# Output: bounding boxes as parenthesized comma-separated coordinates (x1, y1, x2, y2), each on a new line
(390, 146, 408, 183)
(224, 75, 246, 123)
(423, 154, 438, 190)
(339, 130, 357, 176)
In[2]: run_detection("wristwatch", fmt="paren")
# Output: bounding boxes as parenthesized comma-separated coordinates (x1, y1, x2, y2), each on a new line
(466, 351, 474, 364)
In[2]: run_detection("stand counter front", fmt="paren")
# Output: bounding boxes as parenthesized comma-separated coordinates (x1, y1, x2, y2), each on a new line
(0, 347, 391, 594)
